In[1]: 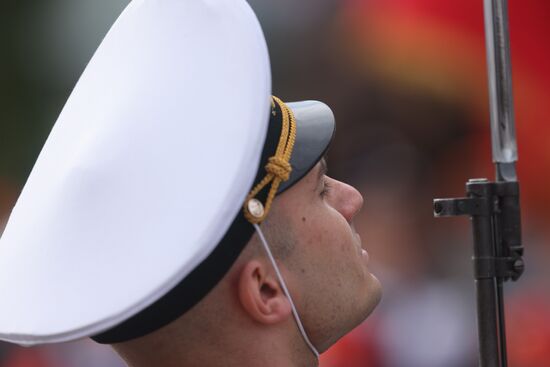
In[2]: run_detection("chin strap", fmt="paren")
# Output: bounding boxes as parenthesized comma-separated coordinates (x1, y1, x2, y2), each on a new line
(253, 223, 320, 360)
(243, 96, 319, 359)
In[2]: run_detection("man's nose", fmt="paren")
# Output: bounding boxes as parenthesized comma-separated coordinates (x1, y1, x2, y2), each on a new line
(332, 180, 364, 223)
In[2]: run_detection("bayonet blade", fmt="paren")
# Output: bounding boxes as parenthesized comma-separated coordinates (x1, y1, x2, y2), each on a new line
(484, 0, 518, 181)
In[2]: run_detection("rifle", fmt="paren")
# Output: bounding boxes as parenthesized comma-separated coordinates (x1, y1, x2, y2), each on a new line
(432, 1, 524, 366)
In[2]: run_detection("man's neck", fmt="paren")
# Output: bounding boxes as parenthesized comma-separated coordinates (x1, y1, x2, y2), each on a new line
(113, 325, 318, 367)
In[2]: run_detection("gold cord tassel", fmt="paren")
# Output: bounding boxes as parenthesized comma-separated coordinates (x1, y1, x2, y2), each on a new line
(243, 96, 296, 224)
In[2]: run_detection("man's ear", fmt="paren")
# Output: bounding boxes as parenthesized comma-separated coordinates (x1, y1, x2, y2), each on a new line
(238, 259, 292, 324)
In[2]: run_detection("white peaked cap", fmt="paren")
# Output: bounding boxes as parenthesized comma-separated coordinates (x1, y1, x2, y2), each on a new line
(0, 0, 270, 346)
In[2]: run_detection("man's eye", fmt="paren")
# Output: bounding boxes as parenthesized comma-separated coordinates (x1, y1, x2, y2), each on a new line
(320, 180, 331, 197)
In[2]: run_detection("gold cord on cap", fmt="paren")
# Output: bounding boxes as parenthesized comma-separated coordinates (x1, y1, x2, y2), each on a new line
(244, 96, 296, 224)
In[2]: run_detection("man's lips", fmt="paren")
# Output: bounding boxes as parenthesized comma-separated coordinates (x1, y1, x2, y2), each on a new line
(361, 248, 369, 263)
(354, 232, 370, 263)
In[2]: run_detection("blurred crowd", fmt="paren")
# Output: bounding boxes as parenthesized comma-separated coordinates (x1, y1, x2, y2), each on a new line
(1, 0, 549, 366)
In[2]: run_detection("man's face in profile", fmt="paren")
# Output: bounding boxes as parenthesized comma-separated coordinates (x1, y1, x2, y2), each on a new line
(271, 158, 382, 352)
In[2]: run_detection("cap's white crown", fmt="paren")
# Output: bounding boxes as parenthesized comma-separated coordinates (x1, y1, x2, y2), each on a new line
(0, 0, 270, 345)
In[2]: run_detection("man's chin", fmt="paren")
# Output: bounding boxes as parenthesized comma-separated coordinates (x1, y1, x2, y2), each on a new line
(318, 276, 382, 353)
(364, 272, 382, 312)
(354, 273, 383, 327)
